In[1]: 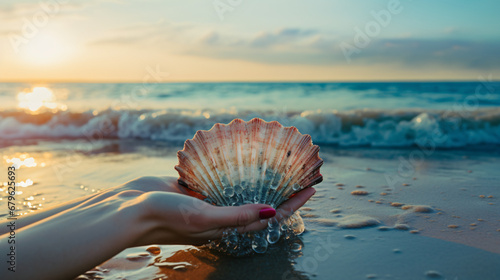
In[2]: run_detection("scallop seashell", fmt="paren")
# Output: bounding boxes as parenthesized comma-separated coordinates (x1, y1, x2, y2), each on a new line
(175, 118, 323, 255)
(176, 118, 323, 207)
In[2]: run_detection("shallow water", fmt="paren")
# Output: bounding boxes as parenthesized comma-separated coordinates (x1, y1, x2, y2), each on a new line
(1, 140, 499, 279)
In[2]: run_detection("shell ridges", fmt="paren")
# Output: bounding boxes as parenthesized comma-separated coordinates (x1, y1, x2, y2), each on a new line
(175, 118, 323, 208)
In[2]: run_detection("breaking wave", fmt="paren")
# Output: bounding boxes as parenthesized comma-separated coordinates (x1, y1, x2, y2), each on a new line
(1, 108, 500, 148)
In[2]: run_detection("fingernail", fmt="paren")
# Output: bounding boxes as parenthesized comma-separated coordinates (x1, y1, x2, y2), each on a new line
(259, 208, 276, 219)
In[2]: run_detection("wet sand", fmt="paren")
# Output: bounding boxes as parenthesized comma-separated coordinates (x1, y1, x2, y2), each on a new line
(82, 230, 500, 280)
(1, 140, 499, 279)
(314, 146, 500, 254)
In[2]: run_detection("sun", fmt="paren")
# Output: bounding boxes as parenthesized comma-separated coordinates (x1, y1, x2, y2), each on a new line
(19, 32, 73, 66)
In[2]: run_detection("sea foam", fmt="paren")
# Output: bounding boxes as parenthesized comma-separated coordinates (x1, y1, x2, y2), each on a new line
(1, 108, 499, 148)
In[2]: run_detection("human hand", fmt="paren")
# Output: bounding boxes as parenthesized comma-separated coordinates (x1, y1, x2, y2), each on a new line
(102, 176, 316, 246)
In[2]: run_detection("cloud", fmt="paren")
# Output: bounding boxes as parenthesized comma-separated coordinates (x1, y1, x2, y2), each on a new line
(88, 20, 196, 47)
(0, 0, 106, 24)
(350, 39, 500, 70)
(190, 31, 500, 70)
(184, 28, 339, 65)
(87, 21, 500, 71)
(248, 28, 319, 48)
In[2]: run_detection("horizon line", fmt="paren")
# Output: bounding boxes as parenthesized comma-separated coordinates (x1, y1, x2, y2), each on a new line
(1, 78, 499, 84)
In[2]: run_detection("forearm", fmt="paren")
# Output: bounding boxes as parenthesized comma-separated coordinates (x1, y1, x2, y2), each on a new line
(0, 195, 152, 280)
(0, 187, 131, 235)
(0, 176, 181, 235)
(0, 192, 97, 235)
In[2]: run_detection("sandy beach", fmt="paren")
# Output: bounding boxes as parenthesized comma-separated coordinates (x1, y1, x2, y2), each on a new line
(2, 139, 499, 279)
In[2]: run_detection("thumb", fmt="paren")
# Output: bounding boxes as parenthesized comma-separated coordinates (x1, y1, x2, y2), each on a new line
(209, 204, 276, 228)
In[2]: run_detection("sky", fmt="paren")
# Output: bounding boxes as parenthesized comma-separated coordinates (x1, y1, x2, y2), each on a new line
(0, 0, 499, 82)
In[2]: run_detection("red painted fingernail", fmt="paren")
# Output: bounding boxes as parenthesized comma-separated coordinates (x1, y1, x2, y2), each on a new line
(259, 208, 276, 219)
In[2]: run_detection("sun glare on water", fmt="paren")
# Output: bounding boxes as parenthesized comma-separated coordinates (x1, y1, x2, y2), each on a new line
(17, 87, 67, 113)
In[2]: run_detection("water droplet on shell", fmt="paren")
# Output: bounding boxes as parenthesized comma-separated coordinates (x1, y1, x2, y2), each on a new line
(223, 186, 235, 197)
(251, 236, 268, 253)
(268, 217, 280, 230)
(234, 184, 244, 194)
(267, 229, 281, 244)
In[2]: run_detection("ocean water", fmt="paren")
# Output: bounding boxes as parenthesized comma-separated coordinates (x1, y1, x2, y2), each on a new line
(1, 81, 499, 148)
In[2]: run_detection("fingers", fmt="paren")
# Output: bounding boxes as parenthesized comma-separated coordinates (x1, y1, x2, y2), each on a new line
(208, 204, 276, 230)
(235, 218, 271, 233)
(138, 187, 316, 245)
(276, 187, 316, 221)
(236, 188, 316, 233)
(204, 188, 315, 235)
